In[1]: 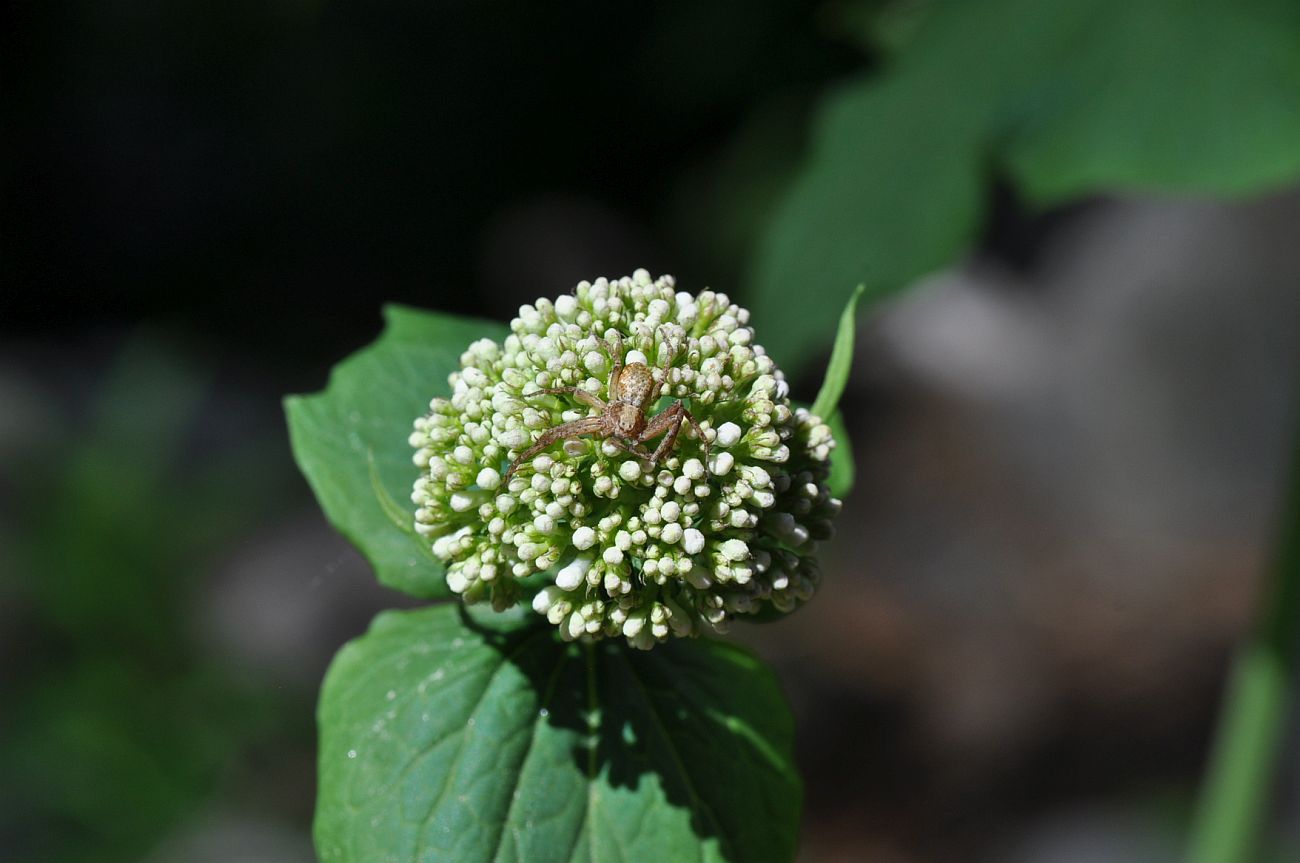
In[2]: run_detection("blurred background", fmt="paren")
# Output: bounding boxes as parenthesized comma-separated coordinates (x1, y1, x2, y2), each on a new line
(4, 1, 1300, 861)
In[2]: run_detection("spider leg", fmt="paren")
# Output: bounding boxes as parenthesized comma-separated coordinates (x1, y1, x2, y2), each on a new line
(527, 386, 605, 410)
(655, 326, 680, 373)
(597, 332, 624, 399)
(638, 400, 706, 470)
(505, 416, 607, 481)
(606, 437, 654, 462)
(650, 326, 680, 393)
(684, 408, 708, 462)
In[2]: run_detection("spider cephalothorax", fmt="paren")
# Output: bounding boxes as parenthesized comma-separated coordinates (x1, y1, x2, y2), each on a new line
(504, 331, 707, 480)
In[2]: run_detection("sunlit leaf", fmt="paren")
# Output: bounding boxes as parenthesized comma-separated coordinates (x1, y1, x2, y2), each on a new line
(315, 605, 801, 863)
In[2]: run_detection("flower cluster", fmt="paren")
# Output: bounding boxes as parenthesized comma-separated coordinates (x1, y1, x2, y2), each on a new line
(409, 270, 840, 648)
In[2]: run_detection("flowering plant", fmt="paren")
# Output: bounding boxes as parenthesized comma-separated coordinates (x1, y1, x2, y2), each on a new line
(286, 274, 860, 863)
(409, 271, 840, 647)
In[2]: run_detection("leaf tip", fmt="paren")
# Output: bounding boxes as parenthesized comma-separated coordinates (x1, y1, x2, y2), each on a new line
(810, 284, 868, 420)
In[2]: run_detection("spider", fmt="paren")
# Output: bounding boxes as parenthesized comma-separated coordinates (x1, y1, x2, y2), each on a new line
(504, 331, 708, 481)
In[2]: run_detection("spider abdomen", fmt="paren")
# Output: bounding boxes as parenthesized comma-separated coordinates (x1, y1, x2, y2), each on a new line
(612, 362, 656, 407)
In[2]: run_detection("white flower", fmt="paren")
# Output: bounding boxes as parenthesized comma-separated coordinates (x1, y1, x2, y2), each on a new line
(410, 271, 840, 647)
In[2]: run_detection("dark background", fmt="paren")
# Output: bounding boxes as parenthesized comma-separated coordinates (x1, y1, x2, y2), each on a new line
(4, 2, 1300, 861)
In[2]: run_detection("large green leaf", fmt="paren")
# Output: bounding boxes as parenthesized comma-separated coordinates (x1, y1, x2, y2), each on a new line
(315, 605, 801, 863)
(1002, 0, 1300, 202)
(750, 77, 986, 373)
(752, 0, 1300, 371)
(285, 305, 508, 598)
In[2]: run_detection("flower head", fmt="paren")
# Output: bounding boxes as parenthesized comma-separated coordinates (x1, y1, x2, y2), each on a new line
(410, 270, 840, 648)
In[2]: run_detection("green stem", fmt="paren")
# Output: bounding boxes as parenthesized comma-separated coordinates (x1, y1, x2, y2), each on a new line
(1188, 421, 1300, 863)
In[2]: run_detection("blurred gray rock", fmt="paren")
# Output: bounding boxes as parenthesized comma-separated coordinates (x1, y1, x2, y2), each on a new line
(197, 513, 414, 688)
(882, 189, 1300, 562)
(145, 811, 313, 863)
(1001, 808, 1177, 863)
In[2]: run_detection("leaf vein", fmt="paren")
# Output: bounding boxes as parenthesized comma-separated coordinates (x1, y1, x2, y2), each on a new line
(411, 628, 551, 863)
(619, 650, 720, 863)
(490, 645, 572, 863)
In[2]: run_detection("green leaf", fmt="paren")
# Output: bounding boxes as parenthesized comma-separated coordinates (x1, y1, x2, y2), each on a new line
(1002, 0, 1300, 203)
(810, 283, 865, 421)
(750, 76, 986, 373)
(285, 305, 508, 598)
(315, 605, 801, 863)
(752, 0, 1300, 372)
(825, 410, 855, 500)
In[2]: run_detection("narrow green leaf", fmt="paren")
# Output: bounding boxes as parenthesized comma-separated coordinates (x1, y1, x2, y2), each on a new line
(825, 410, 855, 499)
(1188, 419, 1300, 862)
(285, 305, 508, 598)
(810, 283, 865, 421)
(315, 606, 801, 863)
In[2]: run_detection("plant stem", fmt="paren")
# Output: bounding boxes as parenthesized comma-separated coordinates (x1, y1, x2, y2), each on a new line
(1188, 422, 1300, 863)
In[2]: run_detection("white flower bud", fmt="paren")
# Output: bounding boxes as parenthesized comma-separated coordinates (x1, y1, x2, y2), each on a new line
(716, 422, 742, 446)
(532, 586, 561, 613)
(555, 294, 578, 319)
(710, 451, 735, 475)
(572, 526, 596, 550)
(499, 427, 529, 450)
(720, 538, 749, 562)
(555, 556, 594, 590)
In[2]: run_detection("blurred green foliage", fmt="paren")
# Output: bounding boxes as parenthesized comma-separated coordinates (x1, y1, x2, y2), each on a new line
(751, 0, 1300, 370)
(1, 342, 300, 863)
